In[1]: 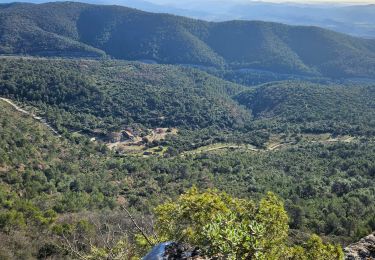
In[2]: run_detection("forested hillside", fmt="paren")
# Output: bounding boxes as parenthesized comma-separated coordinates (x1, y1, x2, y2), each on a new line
(1, 2, 375, 78)
(0, 58, 249, 133)
(1, 58, 375, 153)
(236, 81, 375, 135)
(1, 90, 375, 258)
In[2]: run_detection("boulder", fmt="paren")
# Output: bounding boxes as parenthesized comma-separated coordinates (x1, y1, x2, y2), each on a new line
(143, 242, 204, 260)
(345, 232, 375, 260)
(143, 242, 172, 260)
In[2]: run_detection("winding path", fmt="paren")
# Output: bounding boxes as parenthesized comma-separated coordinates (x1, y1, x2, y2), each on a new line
(0, 97, 61, 137)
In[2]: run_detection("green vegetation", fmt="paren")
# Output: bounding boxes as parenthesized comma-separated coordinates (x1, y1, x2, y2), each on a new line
(1, 58, 375, 154)
(153, 188, 291, 259)
(1, 2, 374, 258)
(235, 81, 375, 136)
(0, 53, 374, 259)
(0, 58, 248, 134)
(1, 2, 375, 78)
(58, 189, 343, 259)
(1, 90, 375, 258)
(142, 188, 343, 259)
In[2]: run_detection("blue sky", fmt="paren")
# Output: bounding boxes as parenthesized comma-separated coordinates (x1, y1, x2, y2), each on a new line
(0, 0, 373, 4)
(147, 0, 373, 4)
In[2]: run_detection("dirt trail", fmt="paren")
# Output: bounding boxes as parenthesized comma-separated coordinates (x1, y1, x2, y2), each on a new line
(181, 144, 260, 156)
(0, 97, 61, 137)
(267, 143, 283, 151)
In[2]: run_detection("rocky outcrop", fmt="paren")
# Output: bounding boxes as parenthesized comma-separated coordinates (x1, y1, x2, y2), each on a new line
(143, 242, 204, 260)
(345, 232, 375, 260)
(143, 242, 172, 260)
(144, 237, 375, 260)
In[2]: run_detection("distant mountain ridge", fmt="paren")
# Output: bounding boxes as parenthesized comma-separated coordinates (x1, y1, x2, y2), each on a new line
(155, 1, 375, 39)
(1, 2, 375, 78)
(4, 0, 375, 39)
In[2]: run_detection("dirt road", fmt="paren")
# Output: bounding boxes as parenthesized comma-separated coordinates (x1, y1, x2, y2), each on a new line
(0, 97, 61, 137)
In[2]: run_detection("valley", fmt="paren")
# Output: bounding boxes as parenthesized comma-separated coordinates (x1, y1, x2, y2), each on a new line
(1, 93, 358, 160)
(0, 94, 359, 159)
(1, 55, 375, 259)
(0, 2, 374, 259)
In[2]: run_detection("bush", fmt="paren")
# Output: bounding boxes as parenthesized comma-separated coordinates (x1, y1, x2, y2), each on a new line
(152, 188, 344, 259)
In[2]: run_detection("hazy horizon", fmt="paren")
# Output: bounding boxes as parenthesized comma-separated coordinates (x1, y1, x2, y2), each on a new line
(1, 0, 374, 39)
(149, 0, 373, 4)
(0, 0, 373, 5)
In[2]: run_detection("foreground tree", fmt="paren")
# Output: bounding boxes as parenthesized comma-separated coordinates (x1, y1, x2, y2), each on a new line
(62, 187, 343, 259)
(151, 187, 343, 259)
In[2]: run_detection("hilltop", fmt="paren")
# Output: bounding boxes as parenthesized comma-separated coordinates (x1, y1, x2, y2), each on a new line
(1, 2, 375, 78)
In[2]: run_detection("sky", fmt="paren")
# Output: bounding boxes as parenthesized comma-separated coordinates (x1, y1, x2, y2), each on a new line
(0, 0, 373, 3)
(147, 0, 374, 4)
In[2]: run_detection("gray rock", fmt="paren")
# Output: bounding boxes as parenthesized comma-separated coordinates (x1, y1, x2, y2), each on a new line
(345, 232, 375, 260)
(143, 242, 204, 260)
(143, 242, 172, 260)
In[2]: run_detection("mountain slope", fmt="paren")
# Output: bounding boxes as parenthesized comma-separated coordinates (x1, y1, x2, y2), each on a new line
(1, 2, 375, 78)
(0, 57, 249, 133)
(2, 57, 375, 138)
(235, 81, 375, 135)
(0, 3, 105, 57)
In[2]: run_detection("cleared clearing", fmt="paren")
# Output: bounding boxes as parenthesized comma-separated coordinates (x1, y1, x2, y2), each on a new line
(183, 133, 358, 156)
(106, 128, 178, 156)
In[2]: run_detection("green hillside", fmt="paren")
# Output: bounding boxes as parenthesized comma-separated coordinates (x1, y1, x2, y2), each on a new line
(0, 58, 250, 140)
(1, 2, 375, 78)
(1, 58, 375, 143)
(236, 81, 375, 135)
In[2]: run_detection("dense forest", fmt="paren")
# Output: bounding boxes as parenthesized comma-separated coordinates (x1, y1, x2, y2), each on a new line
(1, 2, 375, 78)
(235, 81, 375, 136)
(0, 56, 374, 258)
(1, 58, 375, 149)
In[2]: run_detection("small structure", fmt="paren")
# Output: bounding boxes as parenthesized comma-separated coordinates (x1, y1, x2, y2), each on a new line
(155, 128, 165, 134)
(108, 132, 122, 143)
(123, 130, 135, 141)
